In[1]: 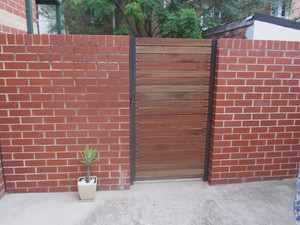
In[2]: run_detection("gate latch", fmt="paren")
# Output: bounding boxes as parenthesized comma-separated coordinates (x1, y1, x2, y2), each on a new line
(130, 94, 135, 107)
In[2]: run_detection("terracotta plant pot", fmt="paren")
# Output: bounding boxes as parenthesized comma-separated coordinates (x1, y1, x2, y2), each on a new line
(77, 176, 97, 201)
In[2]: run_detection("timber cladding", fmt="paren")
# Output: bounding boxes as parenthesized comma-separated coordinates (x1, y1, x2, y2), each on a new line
(135, 38, 213, 181)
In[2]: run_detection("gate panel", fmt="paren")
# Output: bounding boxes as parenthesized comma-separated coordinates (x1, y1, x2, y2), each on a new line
(135, 38, 212, 181)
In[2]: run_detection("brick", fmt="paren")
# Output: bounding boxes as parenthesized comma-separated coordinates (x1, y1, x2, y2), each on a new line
(3, 46, 26, 53)
(257, 58, 274, 64)
(248, 50, 265, 57)
(38, 181, 58, 187)
(267, 51, 284, 57)
(18, 70, 40, 77)
(74, 46, 96, 53)
(266, 65, 283, 72)
(15, 54, 38, 61)
(228, 64, 246, 71)
(0, 53, 14, 61)
(5, 62, 27, 69)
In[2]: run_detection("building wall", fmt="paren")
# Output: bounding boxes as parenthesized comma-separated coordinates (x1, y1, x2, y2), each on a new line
(210, 39, 300, 184)
(0, 34, 130, 192)
(252, 21, 300, 41)
(0, 0, 37, 34)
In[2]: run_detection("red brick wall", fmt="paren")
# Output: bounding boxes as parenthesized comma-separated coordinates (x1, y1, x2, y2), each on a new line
(210, 39, 300, 184)
(0, 0, 36, 34)
(0, 34, 130, 192)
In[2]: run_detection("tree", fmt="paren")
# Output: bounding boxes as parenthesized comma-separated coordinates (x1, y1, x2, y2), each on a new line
(160, 8, 202, 38)
(62, 0, 114, 34)
(202, 0, 274, 30)
(39, 0, 292, 37)
(62, 0, 202, 37)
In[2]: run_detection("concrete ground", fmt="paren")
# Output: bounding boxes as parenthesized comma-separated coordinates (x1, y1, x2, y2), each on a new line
(0, 179, 296, 225)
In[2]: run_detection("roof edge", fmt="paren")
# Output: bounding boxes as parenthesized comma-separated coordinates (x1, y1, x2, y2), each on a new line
(203, 12, 300, 38)
(253, 12, 300, 30)
(203, 16, 254, 37)
(36, 0, 61, 5)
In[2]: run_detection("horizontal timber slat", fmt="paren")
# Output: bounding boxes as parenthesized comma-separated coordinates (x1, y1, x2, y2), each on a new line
(138, 128, 205, 137)
(136, 85, 209, 93)
(137, 155, 203, 165)
(136, 46, 212, 54)
(137, 143, 206, 152)
(136, 62, 210, 70)
(137, 136, 206, 145)
(136, 38, 212, 47)
(137, 149, 203, 158)
(136, 169, 203, 177)
(137, 122, 207, 130)
(136, 92, 209, 101)
(137, 115, 207, 123)
(137, 100, 208, 108)
(136, 70, 210, 78)
(136, 54, 210, 62)
(136, 108, 208, 116)
(137, 77, 210, 85)
(136, 163, 204, 171)
(136, 172, 203, 180)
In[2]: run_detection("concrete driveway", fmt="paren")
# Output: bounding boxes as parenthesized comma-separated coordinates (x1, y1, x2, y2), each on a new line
(0, 179, 296, 225)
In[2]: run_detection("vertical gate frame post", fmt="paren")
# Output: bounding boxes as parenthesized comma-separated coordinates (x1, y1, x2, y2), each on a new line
(203, 39, 218, 182)
(129, 36, 136, 185)
(0, 138, 7, 192)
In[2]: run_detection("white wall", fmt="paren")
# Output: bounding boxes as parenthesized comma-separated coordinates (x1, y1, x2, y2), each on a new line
(251, 20, 300, 41)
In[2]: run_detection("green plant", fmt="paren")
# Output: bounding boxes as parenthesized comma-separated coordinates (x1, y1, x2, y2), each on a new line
(160, 8, 202, 38)
(81, 147, 99, 183)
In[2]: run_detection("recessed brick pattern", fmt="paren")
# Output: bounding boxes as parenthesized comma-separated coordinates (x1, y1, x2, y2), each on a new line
(0, 34, 130, 192)
(209, 39, 300, 184)
(0, 0, 37, 34)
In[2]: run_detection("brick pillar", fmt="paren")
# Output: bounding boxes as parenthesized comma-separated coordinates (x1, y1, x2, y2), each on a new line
(209, 39, 300, 184)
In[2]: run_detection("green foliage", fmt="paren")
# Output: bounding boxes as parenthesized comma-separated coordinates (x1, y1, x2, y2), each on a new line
(61, 0, 203, 37)
(63, 0, 113, 34)
(115, 24, 131, 35)
(81, 147, 99, 166)
(85, 0, 113, 24)
(202, 0, 273, 29)
(39, 0, 287, 37)
(160, 8, 201, 38)
(124, 2, 146, 25)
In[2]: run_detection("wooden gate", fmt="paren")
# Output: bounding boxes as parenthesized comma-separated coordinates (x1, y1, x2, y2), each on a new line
(130, 38, 215, 182)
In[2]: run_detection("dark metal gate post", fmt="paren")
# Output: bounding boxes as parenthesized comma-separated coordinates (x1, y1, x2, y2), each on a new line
(203, 39, 218, 181)
(129, 36, 136, 185)
(0, 139, 7, 192)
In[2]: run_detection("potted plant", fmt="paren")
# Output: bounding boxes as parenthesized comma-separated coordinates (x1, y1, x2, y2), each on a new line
(77, 147, 99, 201)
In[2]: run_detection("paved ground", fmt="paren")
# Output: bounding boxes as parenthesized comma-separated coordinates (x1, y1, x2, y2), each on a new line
(0, 179, 296, 225)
